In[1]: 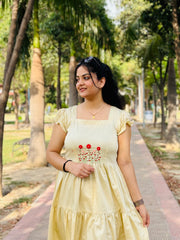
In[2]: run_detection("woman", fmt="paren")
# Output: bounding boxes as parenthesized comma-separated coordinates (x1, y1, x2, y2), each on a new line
(47, 56, 150, 240)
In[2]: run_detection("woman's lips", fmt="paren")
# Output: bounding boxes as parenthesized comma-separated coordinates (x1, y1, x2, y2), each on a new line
(79, 88, 86, 92)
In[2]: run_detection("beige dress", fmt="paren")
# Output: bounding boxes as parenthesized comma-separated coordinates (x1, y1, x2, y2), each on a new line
(48, 105, 149, 240)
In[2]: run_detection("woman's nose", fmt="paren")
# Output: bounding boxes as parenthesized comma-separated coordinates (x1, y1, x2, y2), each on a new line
(77, 78, 84, 85)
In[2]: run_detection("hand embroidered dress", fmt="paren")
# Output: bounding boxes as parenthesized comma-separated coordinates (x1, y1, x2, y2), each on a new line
(48, 106, 149, 240)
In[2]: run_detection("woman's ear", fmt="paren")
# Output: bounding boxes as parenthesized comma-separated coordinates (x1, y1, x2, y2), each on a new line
(98, 77, 106, 88)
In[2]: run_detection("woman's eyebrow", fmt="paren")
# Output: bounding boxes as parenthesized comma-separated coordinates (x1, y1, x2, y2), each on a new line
(76, 73, 90, 77)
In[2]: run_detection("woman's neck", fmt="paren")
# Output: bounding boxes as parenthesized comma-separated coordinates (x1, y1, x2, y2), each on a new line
(83, 96, 105, 110)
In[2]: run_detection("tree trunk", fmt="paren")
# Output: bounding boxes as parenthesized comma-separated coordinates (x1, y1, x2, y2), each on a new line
(153, 84, 157, 128)
(0, 0, 34, 197)
(166, 58, 179, 148)
(172, 0, 180, 77)
(27, 48, 46, 166)
(3, 0, 19, 80)
(159, 87, 166, 140)
(56, 44, 62, 109)
(69, 41, 77, 106)
(69, 55, 78, 106)
(24, 89, 30, 123)
(14, 89, 19, 129)
(27, 0, 46, 166)
(0, 102, 6, 198)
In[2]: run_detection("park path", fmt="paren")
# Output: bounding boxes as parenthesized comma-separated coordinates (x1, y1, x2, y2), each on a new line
(3, 124, 180, 240)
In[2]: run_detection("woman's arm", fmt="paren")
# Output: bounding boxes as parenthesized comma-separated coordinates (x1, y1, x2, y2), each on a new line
(46, 124, 67, 171)
(46, 124, 94, 178)
(117, 125, 150, 227)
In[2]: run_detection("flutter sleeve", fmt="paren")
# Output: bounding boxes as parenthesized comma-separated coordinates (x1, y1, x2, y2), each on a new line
(53, 108, 67, 133)
(117, 110, 134, 135)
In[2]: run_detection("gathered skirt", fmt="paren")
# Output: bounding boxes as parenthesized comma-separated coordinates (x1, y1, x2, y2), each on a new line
(48, 163, 149, 240)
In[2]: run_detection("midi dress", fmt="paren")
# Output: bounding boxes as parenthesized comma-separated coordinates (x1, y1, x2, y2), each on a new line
(48, 105, 149, 240)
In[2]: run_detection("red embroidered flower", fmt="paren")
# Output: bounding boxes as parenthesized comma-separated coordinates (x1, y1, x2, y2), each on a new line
(86, 144, 91, 149)
(97, 147, 101, 151)
(79, 145, 83, 149)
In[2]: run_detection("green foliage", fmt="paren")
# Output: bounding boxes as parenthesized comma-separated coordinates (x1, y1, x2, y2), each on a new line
(140, 0, 175, 57)
(138, 33, 169, 68)
(8, 181, 31, 188)
(45, 103, 57, 113)
(12, 196, 33, 204)
(45, 85, 56, 104)
(116, 0, 151, 59)
(119, 0, 151, 24)
(0, 7, 11, 83)
(41, 12, 74, 45)
(0, 0, 12, 9)
(116, 0, 179, 103)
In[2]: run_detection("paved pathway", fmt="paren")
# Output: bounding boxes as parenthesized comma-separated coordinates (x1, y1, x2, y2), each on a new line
(3, 125, 180, 240)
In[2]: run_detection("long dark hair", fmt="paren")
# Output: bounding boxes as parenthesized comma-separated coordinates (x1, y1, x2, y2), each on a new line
(74, 56, 125, 110)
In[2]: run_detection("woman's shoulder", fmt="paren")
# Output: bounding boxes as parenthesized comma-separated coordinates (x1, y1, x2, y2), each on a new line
(54, 105, 77, 122)
(110, 106, 134, 135)
(53, 105, 77, 132)
(56, 105, 77, 116)
(111, 106, 127, 116)
(111, 106, 133, 122)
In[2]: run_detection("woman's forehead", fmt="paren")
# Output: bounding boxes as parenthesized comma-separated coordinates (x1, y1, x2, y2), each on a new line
(76, 66, 91, 76)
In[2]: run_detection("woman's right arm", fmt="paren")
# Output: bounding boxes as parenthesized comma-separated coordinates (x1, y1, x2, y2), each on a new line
(46, 124, 94, 177)
(46, 124, 67, 171)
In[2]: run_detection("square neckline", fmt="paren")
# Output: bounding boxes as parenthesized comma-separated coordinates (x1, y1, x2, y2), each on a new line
(75, 105, 112, 121)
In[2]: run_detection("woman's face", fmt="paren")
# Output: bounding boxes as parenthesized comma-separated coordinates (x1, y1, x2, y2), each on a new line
(75, 66, 104, 99)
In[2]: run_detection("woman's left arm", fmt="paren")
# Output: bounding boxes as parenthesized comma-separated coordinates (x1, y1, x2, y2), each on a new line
(117, 125, 150, 227)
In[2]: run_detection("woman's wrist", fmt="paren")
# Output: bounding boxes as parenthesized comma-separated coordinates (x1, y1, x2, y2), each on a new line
(133, 198, 144, 207)
(63, 160, 72, 172)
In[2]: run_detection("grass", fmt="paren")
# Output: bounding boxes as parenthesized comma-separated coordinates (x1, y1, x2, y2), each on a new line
(138, 128, 168, 161)
(8, 181, 32, 188)
(4, 112, 57, 124)
(3, 128, 52, 165)
(3, 118, 52, 165)
(3, 129, 30, 164)
(4, 196, 34, 208)
(12, 196, 33, 204)
(175, 152, 180, 159)
(146, 141, 167, 160)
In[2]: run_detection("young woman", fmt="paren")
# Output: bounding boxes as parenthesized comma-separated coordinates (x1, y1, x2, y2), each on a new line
(47, 57, 150, 240)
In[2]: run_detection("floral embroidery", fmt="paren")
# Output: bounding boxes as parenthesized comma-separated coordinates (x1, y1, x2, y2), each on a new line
(78, 144, 102, 162)
(86, 144, 91, 149)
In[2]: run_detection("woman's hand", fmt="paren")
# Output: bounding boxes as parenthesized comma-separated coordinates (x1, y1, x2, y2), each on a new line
(136, 205, 150, 227)
(66, 161, 95, 178)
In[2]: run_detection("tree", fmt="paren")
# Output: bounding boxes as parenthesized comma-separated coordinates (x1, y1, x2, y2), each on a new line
(0, 0, 34, 197)
(119, 0, 179, 140)
(69, 46, 77, 106)
(140, 0, 179, 141)
(166, 58, 179, 148)
(27, 0, 103, 165)
(171, 0, 180, 78)
(141, 34, 169, 139)
(41, 12, 73, 109)
(27, 0, 108, 165)
(27, 0, 46, 166)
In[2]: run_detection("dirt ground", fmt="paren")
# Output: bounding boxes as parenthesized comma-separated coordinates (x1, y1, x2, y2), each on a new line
(0, 162, 57, 240)
(1, 123, 180, 239)
(138, 123, 180, 205)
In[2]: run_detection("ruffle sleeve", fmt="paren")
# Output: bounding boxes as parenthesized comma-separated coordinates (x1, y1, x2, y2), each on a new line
(54, 108, 67, 133)
(117, 110, 134, 135)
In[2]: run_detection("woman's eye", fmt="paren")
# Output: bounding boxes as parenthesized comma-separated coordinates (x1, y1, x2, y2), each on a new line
(84, 76, 90, 80)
